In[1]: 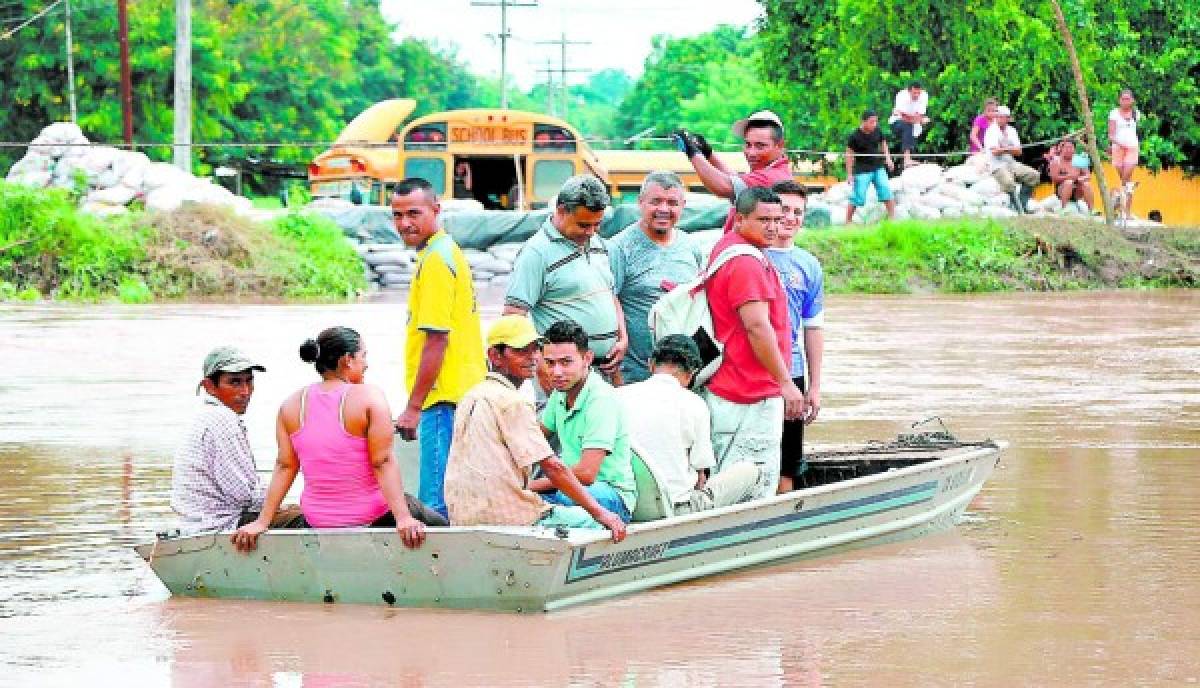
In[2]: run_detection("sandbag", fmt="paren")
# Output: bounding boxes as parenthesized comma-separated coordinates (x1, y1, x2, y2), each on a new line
(87, 185, 138, 206)
(80, 201, 129, 217)
(979, 206, 1018, 218)
(899, 163, 942, 191)
(909, 204, 941, 220)
(970, 176, 1002, 196)
(145, 185, 188, 212)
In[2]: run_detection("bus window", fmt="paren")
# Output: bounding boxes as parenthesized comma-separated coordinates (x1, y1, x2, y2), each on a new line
(405, 123, 448, 151)
(532, 159, 575, 199)
(533, 124, 577, 153)
(405, 158, 447, 196)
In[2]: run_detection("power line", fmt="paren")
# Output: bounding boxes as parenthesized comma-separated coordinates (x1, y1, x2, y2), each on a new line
(0, 0, 61, 41)
(536, 32, 589, 119)
(471, 0, 538, 109)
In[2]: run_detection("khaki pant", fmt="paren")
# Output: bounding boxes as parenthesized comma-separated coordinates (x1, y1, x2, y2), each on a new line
(700, 390, 783, 499)
(673, 462, 762, 515)
(992, 162, 1040, 194)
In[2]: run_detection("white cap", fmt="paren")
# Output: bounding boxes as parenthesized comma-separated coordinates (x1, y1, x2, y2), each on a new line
(732, 110, 784, 139)
(995, 105, 1012, 117)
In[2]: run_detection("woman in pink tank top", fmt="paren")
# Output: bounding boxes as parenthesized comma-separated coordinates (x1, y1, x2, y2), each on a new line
(232, 326, 439, 552)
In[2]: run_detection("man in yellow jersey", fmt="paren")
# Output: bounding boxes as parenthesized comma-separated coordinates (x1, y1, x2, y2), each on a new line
(393, 178, 486, 519)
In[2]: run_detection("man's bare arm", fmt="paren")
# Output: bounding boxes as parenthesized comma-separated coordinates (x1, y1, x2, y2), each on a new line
(691, 153, 736, 199)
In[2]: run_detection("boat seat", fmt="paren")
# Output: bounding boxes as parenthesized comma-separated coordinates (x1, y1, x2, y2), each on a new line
(629, 444, 674, 522)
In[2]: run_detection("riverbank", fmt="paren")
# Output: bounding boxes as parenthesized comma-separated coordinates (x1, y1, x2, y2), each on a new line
(0, 182, 365, 302)
(2, 180, 1196, 303)
(798, 217, 1199, 293)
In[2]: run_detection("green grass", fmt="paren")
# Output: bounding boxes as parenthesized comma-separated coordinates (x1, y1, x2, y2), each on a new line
(797, 217, 1198, 293)
(0, 181, 365, 303)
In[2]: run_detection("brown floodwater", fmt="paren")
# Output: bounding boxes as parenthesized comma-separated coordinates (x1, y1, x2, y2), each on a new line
(1, 289, 1198, 686)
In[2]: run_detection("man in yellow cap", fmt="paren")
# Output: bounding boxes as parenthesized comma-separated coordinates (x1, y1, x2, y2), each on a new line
(441, 316, 626, 541)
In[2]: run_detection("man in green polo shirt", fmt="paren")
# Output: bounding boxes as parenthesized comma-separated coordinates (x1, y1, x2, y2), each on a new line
(503, 175, 628, 382)
(530, 319, 636, 522)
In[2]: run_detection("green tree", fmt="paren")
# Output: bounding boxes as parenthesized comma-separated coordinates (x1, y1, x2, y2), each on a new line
(756, 0, 1199, 172)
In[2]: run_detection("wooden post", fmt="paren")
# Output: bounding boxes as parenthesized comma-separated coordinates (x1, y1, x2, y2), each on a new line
(1049, 0, 1112, 226)
(118, 0, 133, 147)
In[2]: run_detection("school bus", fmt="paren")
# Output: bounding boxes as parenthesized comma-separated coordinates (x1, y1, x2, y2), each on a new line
(311, 103, 612, 209)
(308, 98, 414, 205)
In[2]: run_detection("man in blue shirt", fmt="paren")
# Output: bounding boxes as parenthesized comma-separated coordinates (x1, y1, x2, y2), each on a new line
(609, 171, 705, 383)
(767, 180, 825, 493)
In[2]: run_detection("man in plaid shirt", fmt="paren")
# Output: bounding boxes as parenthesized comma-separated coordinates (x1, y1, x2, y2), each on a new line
(170, 346, 302, 533)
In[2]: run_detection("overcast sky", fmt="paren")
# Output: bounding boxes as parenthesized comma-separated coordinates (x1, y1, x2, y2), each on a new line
(382, 0, 763, 90)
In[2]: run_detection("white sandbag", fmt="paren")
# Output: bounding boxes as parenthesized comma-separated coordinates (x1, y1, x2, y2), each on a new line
(82, 146, 120, 172)
(363, 251, 412, 268)
(462, 250, 492, 269)
(80, 201, 129, 217)
(970, 176, 1002, 196)
(942, 159, 986, 186)
(940, 205, 964, 218)
(86, 185, 138, 206)
(979, 206, 1018, 218)
(824, 182, 851, 204)
(939, 183, 985, 207)
(899, 163, 943, 192)
(145, 185, 188, 212)
(477, 258, 513, 275)
(372, 264, 410, 275)
(180, 181, 236, 207)
(829, 205, 849, 225)
(29, 122, 88, 158)
(381, 273, 414, 286)
(114, 151, 151, 190)
(919, 193, 962, 211)
(892, 204, 913, 221)
(487, 243, 523, 260)
(141, 162, 194, 192)
(983, 194, 1012, 208)
(8, 170, 53, 187)
(909, 204, 941, 220)
(1035, 196, 1062, 213)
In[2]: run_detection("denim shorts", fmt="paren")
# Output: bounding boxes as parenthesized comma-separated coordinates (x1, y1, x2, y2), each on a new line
(850, 168, 894, 207)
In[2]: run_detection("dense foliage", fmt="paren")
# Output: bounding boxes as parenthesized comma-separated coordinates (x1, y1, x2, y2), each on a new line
(756, 0, 1200, 172)
(613, 26, 768, 149)
(0, 181, 364, 301)
(0, 0, 480, 172)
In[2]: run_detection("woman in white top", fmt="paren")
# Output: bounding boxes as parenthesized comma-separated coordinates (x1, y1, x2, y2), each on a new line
(1107, 89, 1140, 216)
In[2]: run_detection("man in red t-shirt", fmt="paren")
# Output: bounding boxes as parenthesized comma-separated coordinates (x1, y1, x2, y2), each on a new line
(674, 110, 795, 233)
(702, 186, 806, 498)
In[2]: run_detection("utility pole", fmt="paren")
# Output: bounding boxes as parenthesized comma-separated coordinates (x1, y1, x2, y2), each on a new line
(173, 0, 192, 171)
(118, 0, 133, 147)
(537, 58, 555, 115)
(536, 33, 589, 119)
(471, 0, 537, 109)
(64, 0, 76, 122)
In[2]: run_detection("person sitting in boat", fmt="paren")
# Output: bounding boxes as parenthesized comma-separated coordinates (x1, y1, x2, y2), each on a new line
(230, 327, 445, 553)
(442, 315, 627, 541)
(534, 319, 638, 523)
(616, 335, 760, 515)
(171, 345, 304, 534)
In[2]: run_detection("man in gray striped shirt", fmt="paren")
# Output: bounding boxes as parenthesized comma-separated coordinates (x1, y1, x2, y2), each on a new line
(504, 175, 628, 381)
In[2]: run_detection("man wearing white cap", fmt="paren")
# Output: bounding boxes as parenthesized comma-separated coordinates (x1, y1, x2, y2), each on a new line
(983, 105, 1039, 213)
(674, 110, 794, 233)
(171, 346, 303, 534)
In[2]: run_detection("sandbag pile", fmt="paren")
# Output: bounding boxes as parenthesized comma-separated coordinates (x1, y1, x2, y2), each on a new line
(805, 158, 1094, 225)
(355, 241, 521, 292)
(5, 122, 254, 218)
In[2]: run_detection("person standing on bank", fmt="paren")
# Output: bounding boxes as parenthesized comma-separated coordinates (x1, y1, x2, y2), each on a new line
(504, 175, 628, 383)
(231, 327, 444, 553)
(609, 171, 705, 384)
(767, 181, 825, 492)
(171, 346, 304, 534)
(1107, 89, 1141, 218)
(392, 178, 486, 520)
(845, 110, 897, 224)
(675, 109, 794, 233)
(888, 81, 931, 168)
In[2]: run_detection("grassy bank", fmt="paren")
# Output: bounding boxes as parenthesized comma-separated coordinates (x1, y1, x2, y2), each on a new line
(0, 182, 365, 302)
(797, 217, 1200, 293)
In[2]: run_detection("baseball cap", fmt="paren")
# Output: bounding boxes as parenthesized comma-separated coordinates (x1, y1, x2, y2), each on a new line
(732, 110, 784, 139)
(202, 345, 266, 377)
(995, 105, 1012, 117)
(487, 315, 542, 349)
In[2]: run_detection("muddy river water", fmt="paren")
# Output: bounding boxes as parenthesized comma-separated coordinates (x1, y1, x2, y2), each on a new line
(1, 289, 1198, 686)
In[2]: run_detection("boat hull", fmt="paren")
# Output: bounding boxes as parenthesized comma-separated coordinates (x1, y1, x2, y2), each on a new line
(137, 442, 1002, 612)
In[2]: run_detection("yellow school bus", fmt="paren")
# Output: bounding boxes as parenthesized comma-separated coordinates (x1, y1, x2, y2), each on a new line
(396, 109, 610, 209)
(309, 99, 414, 204)
(311, 104, 612, 209)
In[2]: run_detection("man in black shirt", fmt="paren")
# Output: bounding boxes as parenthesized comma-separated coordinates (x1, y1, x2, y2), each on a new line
(844, 110, 896, 225)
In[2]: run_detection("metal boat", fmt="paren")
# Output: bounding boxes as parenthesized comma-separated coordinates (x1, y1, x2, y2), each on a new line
(136, 437, 1004, 613)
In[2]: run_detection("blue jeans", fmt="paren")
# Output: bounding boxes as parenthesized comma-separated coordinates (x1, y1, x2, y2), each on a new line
(418, 402, 455, 520)
(850, 167, 894, 207)
(541, 481, 632, 523)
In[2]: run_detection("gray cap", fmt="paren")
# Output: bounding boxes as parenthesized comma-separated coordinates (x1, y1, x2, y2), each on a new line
(651, 334, 703, 371)
(202, 346, 266, 377)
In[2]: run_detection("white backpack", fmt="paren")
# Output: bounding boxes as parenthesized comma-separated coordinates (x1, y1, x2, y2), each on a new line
(648, 243, 766, 387)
